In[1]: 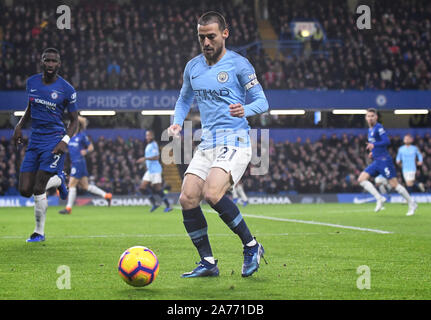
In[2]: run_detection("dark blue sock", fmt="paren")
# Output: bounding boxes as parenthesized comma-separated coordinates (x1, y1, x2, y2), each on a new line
(141, 186, 157, 206)
(182, 206, 213, 259)
(211, 195, 253, 245)
(157, 189, 170, 207)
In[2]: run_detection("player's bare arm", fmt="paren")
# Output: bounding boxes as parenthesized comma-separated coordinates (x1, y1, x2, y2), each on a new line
(80, 143, 94, 156)
(12, 102, 31, 147)
(137, 155, 159, 163)
(136, 157, 146, 164)
(52, 110, 78, 154)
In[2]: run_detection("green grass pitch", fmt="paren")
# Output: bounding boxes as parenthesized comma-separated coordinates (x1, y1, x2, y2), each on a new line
(0, 203, 430, 300)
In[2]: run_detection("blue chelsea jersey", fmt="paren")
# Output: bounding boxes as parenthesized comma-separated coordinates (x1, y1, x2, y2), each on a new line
(174, 50, 269, 150)
(26, 74, 78, 135)
(68, 131, 91, 164)
(368, 123, 391, 160)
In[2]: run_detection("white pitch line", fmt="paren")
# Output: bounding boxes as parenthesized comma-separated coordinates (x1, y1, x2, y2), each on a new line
(0, 232, 320, 240)
(197, 207, 393, 234)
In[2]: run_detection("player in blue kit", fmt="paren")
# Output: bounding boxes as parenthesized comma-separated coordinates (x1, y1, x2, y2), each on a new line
(58, 116, 112, 214)
(357, 109, 417, 216)
(136, 130, 172, 213)
(396, 134, 424, 192)
(12, 48, 79, 242)
(168, 12, 269, 278)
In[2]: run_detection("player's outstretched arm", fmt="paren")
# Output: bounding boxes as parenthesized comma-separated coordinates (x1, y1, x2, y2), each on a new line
(12, 102, 31, 147)
(136, 157, 146, 164)
(170, 62, 193, 134)
(52, 110, 78, 154)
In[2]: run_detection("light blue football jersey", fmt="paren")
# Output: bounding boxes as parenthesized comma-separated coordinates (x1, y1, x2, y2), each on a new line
(173, 50, 269, 150)
(396, 145, 423, 172)
(145, 141, 162, 174)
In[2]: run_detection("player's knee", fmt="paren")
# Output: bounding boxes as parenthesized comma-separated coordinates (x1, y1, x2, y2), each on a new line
(19, 187, 33, 198)
(179, 192, 199, 209)
(203, 191, 222, 207)
(33, 186, 45, 196)
(140, 186, 151, 195)
(357, 173, 367, 183)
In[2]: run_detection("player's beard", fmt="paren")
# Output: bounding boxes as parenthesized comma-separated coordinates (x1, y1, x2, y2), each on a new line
(203, 45, 223, 64)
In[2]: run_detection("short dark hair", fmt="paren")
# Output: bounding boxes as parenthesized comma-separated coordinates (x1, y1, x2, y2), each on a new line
(42, 47, 60, 58)
(197, 11, 227, 31)
(367, 108, 377, 114)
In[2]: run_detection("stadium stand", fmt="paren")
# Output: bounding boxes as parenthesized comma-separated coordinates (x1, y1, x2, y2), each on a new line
(0, 0, 258, 90)
(1, 0, 431, 90)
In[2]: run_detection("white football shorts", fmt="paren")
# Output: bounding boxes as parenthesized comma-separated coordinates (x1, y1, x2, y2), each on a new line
(142, 171, 162, 184)
(185, 145, 252, 186)
(403, 171, 416, 182)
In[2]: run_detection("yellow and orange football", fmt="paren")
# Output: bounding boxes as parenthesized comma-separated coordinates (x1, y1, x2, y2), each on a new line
(118, 246, 159, 287)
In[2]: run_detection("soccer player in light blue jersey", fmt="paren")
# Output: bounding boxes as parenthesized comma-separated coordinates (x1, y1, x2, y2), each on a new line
(396, 134, 424, 192)
(58, 116, 112, 215)
(136, 130, 172, 213)
(12, 48, 79, 242)
(357, 109, 417, 216)
(168, 12, 269, 278)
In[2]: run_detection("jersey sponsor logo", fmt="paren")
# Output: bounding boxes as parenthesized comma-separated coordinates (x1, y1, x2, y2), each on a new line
(193, 89, 230, 102)
(30, 89, 37, 92)
(217, 71, 229, 83)
(33, 98, 57, 108)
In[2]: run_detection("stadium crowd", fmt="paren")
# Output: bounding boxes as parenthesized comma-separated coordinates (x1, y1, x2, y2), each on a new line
(1, 133, 430, 196)
(1, 0, 431, 91)
(0, 0, 258, 91)
(254, 0, 431, 90)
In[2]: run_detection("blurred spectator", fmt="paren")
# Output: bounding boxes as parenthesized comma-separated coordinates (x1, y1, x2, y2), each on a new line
(0, 0, 258, 91)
